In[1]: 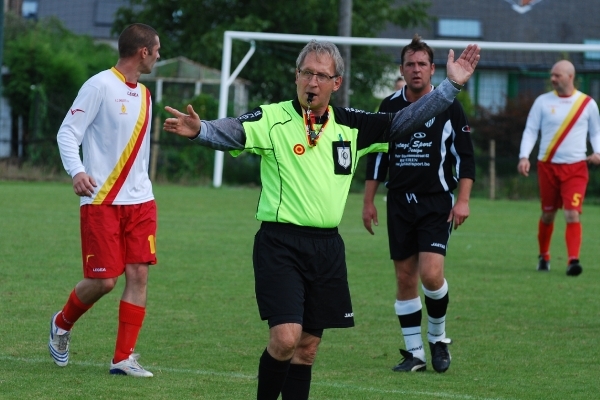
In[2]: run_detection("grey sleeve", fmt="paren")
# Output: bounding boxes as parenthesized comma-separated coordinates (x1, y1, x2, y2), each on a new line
(388, 79, 460, 141)
(190, 118, 246, 151)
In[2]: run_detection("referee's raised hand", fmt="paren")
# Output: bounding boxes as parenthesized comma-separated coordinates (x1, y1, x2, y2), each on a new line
(446, 44, 481, 86)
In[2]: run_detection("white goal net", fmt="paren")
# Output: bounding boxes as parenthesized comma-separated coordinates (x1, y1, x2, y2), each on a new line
(213, 30, 600, 187)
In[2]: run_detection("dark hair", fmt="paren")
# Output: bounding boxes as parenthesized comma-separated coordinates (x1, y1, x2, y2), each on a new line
(400, 34, 434, 65)
(118, 23, 158, 58)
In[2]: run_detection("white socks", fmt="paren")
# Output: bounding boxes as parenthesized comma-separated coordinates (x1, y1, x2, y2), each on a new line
(395, 298, 425, 361)
(422, 279, 448, 343)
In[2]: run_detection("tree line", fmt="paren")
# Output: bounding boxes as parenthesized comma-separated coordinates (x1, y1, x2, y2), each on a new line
(6, 1, 575, 199)
(2, 1, 431, 183)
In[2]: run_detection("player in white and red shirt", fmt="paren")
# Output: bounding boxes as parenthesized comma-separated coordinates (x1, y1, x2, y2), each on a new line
(518, 60, 600, 276)
(49, 23, 160, 377)
(58, 67, 154, 206)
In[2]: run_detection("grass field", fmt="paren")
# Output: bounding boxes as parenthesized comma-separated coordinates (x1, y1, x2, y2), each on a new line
(1, 181, 600, 400)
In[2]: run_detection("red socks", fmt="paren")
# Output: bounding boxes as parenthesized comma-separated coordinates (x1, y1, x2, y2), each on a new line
(55, 292, 146, 364)
(113, 300, 146, 363)
(538, 220, 554, 261)
(55, 290, 94, 331)
(538, 220, 582, 264)
(565, 222, 582, 261)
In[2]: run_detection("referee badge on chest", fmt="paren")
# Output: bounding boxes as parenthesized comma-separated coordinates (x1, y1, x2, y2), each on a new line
(332, 139, 352, 175)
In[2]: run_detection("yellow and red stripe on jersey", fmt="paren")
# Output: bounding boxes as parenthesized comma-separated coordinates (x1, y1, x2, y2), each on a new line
(541, 94, 592, 162)
(111, 67, 125, 83)
(92, 84, 151, 205)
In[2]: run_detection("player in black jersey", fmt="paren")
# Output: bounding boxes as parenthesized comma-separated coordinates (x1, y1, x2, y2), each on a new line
(363, 35, 476, 373)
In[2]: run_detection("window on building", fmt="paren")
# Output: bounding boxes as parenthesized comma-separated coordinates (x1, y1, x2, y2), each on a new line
(22, 0, 38, 20)
(584, 39, 600, 61)
(437, 19, 482, 39)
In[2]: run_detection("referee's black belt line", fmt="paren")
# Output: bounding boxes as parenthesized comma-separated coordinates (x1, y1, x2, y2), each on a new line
(260, 221, 338, 237)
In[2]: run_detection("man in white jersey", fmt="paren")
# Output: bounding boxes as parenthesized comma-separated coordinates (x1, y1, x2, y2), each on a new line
(49, 23, 160, 377)
(518, 60, 600, 276)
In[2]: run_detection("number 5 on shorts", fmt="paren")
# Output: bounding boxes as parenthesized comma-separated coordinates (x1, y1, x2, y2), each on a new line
(571, 193, 582, 207)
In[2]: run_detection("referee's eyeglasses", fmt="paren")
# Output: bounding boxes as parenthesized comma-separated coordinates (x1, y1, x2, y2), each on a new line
(298, 69, 339, 84)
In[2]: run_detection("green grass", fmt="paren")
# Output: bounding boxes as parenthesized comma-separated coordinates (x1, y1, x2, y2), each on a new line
(1, 181, 600, 399)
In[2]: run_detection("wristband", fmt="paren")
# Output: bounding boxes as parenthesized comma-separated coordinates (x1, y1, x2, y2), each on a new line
(189, 129, 201, 140)
(449, 79, 464, 90)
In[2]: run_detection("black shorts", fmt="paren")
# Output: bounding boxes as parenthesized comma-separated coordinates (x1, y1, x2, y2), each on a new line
(252, 222, 355, 330)
(386, 191, 453, 260)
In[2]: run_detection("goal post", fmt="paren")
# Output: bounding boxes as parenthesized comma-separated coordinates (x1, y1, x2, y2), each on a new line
(213, 30, 600, 187)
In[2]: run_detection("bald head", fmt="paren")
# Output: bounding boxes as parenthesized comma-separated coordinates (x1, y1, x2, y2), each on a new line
(550, 60, 575, 96)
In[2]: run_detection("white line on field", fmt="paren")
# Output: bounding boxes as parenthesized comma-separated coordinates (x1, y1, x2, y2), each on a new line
(0, 355, 513, 400)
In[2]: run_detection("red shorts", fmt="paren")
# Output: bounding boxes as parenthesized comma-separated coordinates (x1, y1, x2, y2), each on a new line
(80, 200, 157, 279)
(537, 161, 588, 213)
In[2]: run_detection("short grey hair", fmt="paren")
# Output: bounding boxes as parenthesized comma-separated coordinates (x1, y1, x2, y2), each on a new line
(296, 40, 345, 77)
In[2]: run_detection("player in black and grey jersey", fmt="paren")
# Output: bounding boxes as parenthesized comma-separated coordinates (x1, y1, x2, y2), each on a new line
(362, 34, 476, 374)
